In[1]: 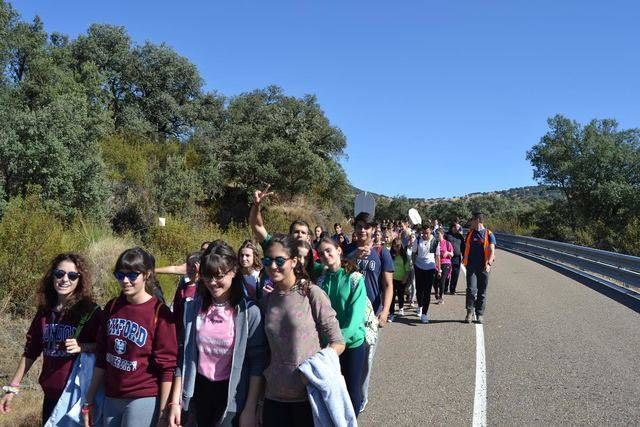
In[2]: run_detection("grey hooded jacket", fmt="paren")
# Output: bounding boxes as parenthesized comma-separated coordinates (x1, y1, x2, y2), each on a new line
(175, 296, 266, 426)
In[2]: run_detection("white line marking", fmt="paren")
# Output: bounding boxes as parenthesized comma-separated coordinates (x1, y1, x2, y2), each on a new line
(473, 323, 487, 427)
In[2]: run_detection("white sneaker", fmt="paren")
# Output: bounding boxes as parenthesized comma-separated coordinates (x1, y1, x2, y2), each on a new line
(420, 314, 429, 324)
(398, 308, 405, 316)
(388, 314, 395, 322)
(417, 307, 422, 316)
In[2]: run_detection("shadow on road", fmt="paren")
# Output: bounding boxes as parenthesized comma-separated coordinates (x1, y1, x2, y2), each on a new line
(390, 317, 467, 326)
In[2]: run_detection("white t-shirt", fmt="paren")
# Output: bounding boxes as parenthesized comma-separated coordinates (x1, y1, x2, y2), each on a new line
(411, 236, 439, 270)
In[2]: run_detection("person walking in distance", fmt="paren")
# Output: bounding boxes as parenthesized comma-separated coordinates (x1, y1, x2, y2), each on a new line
(411, 224, 440, 323)
(435, 229, 453, 304)
(463, 213, 496, 324)
(389, 238, 410, 320)
(445, 220, 465, 294)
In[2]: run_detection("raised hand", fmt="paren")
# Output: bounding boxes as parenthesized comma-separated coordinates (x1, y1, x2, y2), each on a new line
(253, 185, 274, 205)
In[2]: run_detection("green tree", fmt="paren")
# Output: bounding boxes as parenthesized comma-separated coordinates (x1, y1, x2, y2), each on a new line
(151, 153, 203, 217)
(133, 42, 204, 140)
(72, 23, 143, 133)
(212, 86, 347, 200)
(0, 15, 109, 220)
(527, 115, 640, 232)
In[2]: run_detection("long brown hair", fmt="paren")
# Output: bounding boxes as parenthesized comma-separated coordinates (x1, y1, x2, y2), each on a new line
(390, 237, 407, 263)
(36, 253, 95, 323)
(238, 240, 262, 271)
(317, 237, 358, 274)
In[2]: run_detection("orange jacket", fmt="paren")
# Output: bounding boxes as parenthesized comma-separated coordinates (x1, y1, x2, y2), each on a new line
(463, 228, 494, 267)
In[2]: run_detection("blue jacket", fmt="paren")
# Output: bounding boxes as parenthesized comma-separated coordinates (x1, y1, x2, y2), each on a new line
(45, 353, 104, 426)
(175, 296, 267, 426)
(298, 348, 357, 427)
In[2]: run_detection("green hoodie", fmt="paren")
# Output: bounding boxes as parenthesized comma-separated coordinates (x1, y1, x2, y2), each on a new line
(317, 267, 366, 348)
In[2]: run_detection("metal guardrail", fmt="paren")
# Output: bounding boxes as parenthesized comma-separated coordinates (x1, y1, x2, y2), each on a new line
(494, 233, 640, 289)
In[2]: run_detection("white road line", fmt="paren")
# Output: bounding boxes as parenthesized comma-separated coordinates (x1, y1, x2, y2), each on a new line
(459, 263, 486, 426)
(473, 323, 487, 427)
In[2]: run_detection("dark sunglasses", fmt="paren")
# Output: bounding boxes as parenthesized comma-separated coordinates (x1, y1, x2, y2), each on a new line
(201, 270, 230, 282)
(114, 271, 141, 282)
(53, 269, 80, 281)
(262, 256, 288, 268)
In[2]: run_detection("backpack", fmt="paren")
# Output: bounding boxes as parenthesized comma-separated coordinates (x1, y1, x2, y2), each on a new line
(349, 272, 378, 345)
(412, 236, 438, 263)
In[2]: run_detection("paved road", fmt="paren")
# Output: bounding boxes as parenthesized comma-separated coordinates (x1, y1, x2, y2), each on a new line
(358, 249, 640, 426)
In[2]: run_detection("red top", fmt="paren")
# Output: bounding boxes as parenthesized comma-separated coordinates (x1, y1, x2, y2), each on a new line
(96, 295, 177, 398)
(23, 306, 102, 400)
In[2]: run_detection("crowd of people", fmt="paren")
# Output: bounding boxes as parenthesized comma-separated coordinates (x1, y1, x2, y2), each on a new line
(0, 188, 496, 427)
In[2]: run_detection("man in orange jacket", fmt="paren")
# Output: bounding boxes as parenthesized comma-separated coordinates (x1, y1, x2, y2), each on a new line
(462, 212, 496, 324)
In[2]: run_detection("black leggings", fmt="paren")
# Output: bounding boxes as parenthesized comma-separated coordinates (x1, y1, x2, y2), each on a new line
(42, 397, 57, 426)
(436, 264, 451, 299)
(414, 266, 436, 315)
(447, 256, 462, 293)
(194, 373, 229, 426)
(263, 399, 314, 427)
(389, 279, 406, 314)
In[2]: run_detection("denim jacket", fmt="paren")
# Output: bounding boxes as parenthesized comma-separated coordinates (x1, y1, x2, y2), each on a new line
(175, 296, 266, 426)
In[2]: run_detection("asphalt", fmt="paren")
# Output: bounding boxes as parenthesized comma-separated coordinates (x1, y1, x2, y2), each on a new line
(358, 249, 640, 426)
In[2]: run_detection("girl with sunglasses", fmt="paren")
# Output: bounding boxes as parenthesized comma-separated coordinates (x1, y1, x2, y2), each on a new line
(0, 253, 101, 426)
(167, 241, 266, 427)
(315, 237, 367, 415)
(83, 247, 177, 427)
(260, 234, 345, 427)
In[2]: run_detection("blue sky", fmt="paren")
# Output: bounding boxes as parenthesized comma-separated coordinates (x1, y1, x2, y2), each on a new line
(12, 0, 640, 198)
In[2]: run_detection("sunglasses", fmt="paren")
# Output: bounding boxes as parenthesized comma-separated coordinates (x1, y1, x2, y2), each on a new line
(262, 256, 289, 268)
(201, 270, 230, 282)
(114, 271, 141, 282)
(53, 269, 80, 281)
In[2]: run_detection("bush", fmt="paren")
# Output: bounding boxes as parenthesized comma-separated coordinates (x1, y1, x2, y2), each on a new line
(618, 217, 640, 256)
(0, 194, 82, 315)
(262, 196, 347, 236)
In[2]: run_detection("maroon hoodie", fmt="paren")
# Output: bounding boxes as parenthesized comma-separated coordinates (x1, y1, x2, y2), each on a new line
(96, 295, 177, 398)
(23, 305, 102, 400)
(171, 277, 197, 338)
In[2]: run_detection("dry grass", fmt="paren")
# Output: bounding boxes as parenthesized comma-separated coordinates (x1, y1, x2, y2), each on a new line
(0, 311, 43, 426)
(0, 388, 42, 426)
(85, 234, 137, 304)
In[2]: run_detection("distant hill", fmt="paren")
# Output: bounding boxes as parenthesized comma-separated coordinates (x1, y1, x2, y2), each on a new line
(350, 184, 563, 205)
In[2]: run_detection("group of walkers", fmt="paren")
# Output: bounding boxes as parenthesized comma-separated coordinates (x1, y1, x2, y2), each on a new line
(0, 186, 496, 427)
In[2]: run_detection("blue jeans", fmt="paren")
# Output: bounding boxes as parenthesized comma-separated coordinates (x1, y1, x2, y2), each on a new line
(466, 267, 490, 315)
(359, 331, 378, 412)
(340, 343, 366, 415)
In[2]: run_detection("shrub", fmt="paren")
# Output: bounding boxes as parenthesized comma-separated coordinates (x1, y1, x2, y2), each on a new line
(0, 194, 81, 315)
(619, 217, 640, 256)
